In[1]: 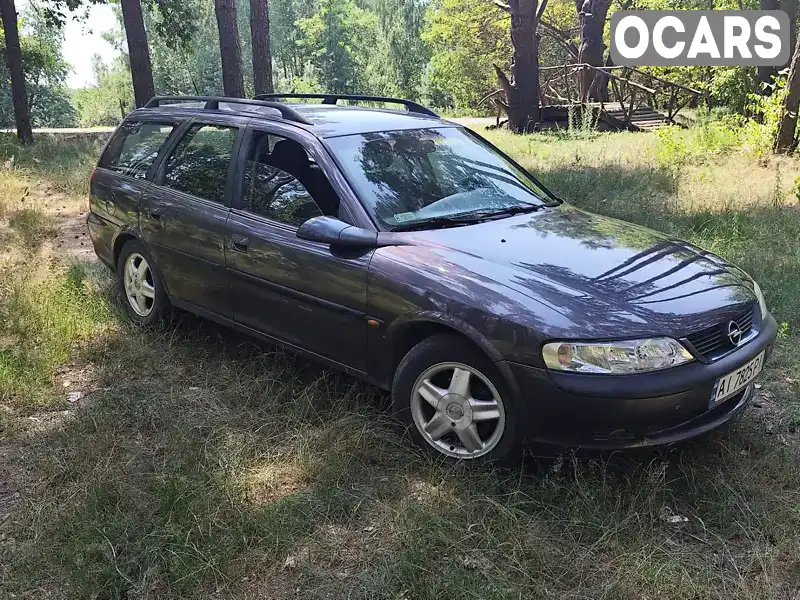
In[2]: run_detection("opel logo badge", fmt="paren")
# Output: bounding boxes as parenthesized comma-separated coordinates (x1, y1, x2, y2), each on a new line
(446, 403, 464, 421)
(727, 320, 743, 346)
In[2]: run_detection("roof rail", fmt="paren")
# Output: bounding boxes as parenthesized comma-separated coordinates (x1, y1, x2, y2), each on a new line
(253, 93, 440, 117)
(143, 96, 313, 125)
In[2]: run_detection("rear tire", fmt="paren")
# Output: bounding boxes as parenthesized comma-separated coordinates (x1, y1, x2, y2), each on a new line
(116, 239, 170, 326)
(392, 334, 523, 466)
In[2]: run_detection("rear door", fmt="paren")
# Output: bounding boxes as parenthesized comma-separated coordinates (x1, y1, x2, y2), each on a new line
(139, 116, 248, 318)
(224, 125, 371, 371)
(89, 120, 178, 266)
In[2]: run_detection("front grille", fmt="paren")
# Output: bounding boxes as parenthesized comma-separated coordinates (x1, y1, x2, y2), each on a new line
(685, 303, 757, 360)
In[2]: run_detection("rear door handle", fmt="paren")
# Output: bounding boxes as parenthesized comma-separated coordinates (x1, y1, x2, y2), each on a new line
(231, 235, 250, 252)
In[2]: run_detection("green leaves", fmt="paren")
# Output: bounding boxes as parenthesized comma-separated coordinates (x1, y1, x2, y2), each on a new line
(297, 0, 377, 94)
(0, 8, 75, 127)
(422, 0, 511, 110)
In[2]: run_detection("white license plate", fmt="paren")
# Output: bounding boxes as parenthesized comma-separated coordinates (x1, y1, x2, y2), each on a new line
(710, 350, 765, 407)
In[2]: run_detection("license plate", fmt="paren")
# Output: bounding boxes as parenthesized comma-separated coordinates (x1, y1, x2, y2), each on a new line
(710, 351, 765, 407)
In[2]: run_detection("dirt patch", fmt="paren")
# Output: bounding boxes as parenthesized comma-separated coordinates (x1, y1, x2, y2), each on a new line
(51, 211, 94, 263)
(26, 187, 93, 263)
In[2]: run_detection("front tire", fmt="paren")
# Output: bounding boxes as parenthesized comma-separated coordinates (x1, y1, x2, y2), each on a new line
(392, 334, 523, 466)
(117, 239, 170, 326)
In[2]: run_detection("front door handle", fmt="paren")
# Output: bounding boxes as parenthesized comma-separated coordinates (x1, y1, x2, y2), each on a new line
(231, 235, 250, 252)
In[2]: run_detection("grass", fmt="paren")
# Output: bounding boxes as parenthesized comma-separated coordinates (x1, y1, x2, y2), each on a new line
(0, 261, 113, 407)
(0, 133, 106, 198)
(2, 126, 800, 599)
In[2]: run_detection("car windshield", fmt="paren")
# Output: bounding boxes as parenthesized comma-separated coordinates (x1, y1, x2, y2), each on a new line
(326, 127, 555, 230)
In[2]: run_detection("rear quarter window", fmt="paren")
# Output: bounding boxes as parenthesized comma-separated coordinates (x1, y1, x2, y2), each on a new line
(100, 121, 176, 180)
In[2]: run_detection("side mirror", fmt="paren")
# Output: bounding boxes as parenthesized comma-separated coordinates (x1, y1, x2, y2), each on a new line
(296, 216, 378, 248)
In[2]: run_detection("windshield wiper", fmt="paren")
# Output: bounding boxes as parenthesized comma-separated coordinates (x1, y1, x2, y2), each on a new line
(389, 214, 485, 232)
(388, 204, 545, 232)
(462, 204, 545, 220)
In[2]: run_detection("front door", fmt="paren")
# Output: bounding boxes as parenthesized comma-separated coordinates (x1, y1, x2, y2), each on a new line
(140, 119, 246, 318)
(225, 127, 371, 371)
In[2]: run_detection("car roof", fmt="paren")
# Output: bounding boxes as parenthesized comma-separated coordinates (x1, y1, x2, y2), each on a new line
(129, 100, 458, 139)
(288, 104, 456, 137)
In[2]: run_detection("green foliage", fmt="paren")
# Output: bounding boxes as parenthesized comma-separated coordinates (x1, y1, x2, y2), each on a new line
(709, 67, 757, 113)
(654, 121, 748, 167)
(0, 11, 76, 128)
(0, 133, 105, 196)
(271, 0, 318, 84)
(0, 0, 790, 130)
(147, 0, 200, 50)
(364, 0, 429, 99)
(72, 55, 135, 127)
(422, 0, 510, 110)
(298, 0, 377, 94)
(653, 75, 791, 167)
(146, 0, 226, 96)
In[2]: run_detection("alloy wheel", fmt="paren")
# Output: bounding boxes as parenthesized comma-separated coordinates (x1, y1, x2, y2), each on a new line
(123, 252, 156, 317)
(410, 362, 506, 459)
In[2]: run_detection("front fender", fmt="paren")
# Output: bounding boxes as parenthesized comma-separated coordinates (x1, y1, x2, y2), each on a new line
(372, 311, 526, 405)
(386, 311, 506, 364)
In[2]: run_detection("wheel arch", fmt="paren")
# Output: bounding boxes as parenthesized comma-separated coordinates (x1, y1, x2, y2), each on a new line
(385, 313, 521, 401)
(112, 227, 146, 271)
(112, 229, 173, 298)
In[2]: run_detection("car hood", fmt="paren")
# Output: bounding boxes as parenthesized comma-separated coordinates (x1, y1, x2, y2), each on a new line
(403, 205, 756, 337)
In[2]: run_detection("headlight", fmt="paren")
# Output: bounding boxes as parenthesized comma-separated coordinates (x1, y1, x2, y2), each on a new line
(542, 338, 694, 374)
(753, 281, 768, 318)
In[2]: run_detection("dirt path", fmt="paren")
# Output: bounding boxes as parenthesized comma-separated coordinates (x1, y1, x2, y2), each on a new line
(25, 186, 95, 262)
(0, 185, 96, 555)
(51, 207, 95, 263)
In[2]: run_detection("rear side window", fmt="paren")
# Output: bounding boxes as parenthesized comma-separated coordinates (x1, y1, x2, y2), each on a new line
(162, 124, 238, 204)
(100, 121, 175, 180)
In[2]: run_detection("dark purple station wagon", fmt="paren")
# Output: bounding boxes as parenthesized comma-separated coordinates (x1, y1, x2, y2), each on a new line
(87, 93, 777, 464)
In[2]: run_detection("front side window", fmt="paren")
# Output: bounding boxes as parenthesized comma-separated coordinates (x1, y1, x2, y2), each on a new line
(241, 131, 330, 227)
(326, 127, 554, 230)
(162, 124, 238, 203)
(100, 121, 175, 180)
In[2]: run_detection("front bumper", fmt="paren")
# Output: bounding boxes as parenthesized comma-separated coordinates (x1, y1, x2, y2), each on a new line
(503, 313, 778, 449)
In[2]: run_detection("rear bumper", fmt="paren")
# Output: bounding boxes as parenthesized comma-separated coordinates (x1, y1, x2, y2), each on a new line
(87, 211, 116, 270)
(504, 314, 778, 449)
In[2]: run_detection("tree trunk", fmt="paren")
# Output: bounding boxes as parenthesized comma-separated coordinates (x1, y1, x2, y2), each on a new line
(499, 0, 540, 132)
(215, 0, 245, 98)
(577, 0, 610, 102)
(250, 0, 273, 96)
(120, 0, 155, 108)
(774, 36, 800, 152)
(0, 0, 33, 144)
